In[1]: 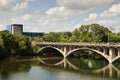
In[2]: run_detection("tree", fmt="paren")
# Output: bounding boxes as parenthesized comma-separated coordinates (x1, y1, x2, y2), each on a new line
(12, 34, 32, 55)
(72, 24, 109, 42)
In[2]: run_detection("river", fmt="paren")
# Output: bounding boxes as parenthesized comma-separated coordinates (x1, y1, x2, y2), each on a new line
(0, 56, 119, 80)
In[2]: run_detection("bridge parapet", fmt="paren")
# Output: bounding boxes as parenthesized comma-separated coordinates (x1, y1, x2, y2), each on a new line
(34, 42, 120, 47)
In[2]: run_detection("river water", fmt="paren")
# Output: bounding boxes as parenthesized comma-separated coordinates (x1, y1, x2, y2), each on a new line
(0, 56, 119, 80)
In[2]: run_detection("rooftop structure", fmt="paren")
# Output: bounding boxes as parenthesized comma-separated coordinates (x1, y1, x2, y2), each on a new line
(7, 24, 23, 34)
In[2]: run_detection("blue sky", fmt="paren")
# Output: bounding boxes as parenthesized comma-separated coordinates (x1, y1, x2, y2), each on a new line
(0, 0, 120, 32)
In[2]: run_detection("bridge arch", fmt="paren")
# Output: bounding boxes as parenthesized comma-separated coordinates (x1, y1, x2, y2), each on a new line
(112, 56, 120, 63)
(37, 46, 65, 57)
(66, 47, 110, 63)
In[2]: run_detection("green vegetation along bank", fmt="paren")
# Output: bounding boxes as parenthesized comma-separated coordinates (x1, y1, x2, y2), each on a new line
(34, 24, 120, 43)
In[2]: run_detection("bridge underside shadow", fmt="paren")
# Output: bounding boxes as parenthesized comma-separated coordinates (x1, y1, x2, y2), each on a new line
(37, 47, 64, 57)
(66, 48, 110, 63)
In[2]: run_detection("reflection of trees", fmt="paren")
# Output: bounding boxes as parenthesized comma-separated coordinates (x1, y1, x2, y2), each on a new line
(1, 57, 119, 80)
(0, 57, 33, 80)
(36, 57, 120, 79)
(0, 57, 31, 73)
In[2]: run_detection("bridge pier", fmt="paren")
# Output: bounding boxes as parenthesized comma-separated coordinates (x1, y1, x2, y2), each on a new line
(62, 46, 70, 57)
(103, 48, 108, 55)
(109, 48, 114, 59)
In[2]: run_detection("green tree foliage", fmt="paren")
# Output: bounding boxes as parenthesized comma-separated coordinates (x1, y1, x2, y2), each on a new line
(109, 33, 120, 42)
(72, 24, 109, 42)
(0, 36, 4, 48)
(42, 32, 61, 42)
(0, 30, 13, 56)
(0, 30, 33, 57)
(42, 32, 72, 42)
(12, 34, 32, 55)
(40, 24, 117, 43)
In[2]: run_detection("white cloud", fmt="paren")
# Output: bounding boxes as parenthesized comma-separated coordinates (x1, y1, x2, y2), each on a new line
(0, 0, 15, 7)
(46, 6, 91, 20)
(46, 6, 65, 15)
(46, 6, 74, 20)
(11, 14, 31, 24)
(0, 24, 5, 30)
(46, 0, 118, 20)
(98, 19, 120, 32)
(12, 1, 28, 11)
(57, 0, 115, 10)
(100, 3, 120, 17)
(85, 13, 98, 21)
(21, 14, 31, 21)
(73, 24, 82, 29)
(98, 19, 119, 26)
(38, 17, 57, 27)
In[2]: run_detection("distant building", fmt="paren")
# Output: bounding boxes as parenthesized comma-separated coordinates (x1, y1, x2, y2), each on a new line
(23, 32, 44, 38)
(6, 24, 44, 39)
(7, 24, 23, 34)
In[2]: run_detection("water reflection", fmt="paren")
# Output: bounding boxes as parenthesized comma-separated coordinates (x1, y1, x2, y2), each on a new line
(0, 57, 119, 80)
(36, 57, 120, 79)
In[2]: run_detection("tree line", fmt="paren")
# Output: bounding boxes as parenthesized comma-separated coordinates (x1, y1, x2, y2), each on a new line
(34, 24, 120, 43)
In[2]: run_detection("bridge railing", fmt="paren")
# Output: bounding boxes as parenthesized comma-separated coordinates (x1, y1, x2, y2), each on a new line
(33, 41, 120, 47)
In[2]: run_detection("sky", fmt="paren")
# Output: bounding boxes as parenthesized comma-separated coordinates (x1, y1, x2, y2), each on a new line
(0, 0, 120, 32)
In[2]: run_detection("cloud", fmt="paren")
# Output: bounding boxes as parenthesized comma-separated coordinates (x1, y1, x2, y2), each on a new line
(12, 0, 28, 11)
(0, 0, 16, 7)
(20, 14, 31, 21)
(56, 0, 115, 10)
(100, 3, 120, 17)
(98, 19, 119, 26)
(46, 6, 91, 20)
(85, 13, 98, 21)
(0, 24, 5, 30)
(46, 6, 75, 20)
(98, 19, 120, 32)
(46, 0, 118, 20)
(73, 24, 82, 29)
(11, 14, 31, 24)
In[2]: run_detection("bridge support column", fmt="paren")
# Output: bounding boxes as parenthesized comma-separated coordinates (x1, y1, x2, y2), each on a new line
(103, 48, 108, 55)
(109, 48, 114, 63)
(117, 48, 120, 56)
(109, 48, 116, 59)
(63, 46, 69, 57)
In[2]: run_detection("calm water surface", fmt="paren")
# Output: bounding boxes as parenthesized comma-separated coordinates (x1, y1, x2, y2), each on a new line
(0, 57, 120, 80)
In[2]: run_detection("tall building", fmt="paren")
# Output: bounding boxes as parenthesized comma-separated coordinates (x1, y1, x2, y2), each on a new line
(7, 24, 23, 34)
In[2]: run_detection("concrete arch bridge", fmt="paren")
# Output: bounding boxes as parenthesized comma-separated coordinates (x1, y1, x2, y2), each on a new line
(33, 42, 120, 64)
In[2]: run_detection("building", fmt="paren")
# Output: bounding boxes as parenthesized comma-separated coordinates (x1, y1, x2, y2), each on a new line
(7, 24, 23, 34)
(7, 24, 44, 39)
(23, 32, 44, 38)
